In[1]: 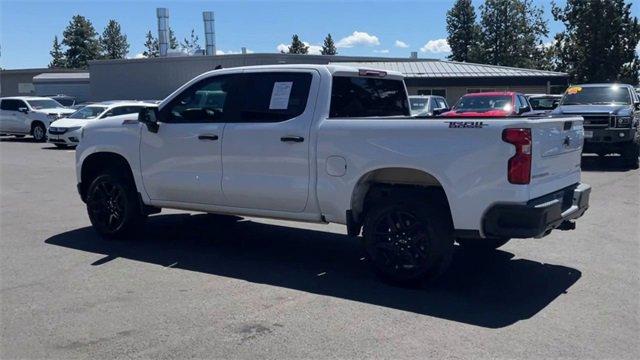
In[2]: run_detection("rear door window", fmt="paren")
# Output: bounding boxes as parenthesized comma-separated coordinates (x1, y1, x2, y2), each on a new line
(236, 72, 312, 123)
(330, 76, 409, 117)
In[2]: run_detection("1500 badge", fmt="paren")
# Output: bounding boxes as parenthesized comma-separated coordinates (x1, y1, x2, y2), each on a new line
(446, 121, 487, 128)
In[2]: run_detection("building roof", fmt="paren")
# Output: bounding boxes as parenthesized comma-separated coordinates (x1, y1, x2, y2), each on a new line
(33, 72, 90, 82)
(0, 68, 85, 74)
(332, 60, 567, 78)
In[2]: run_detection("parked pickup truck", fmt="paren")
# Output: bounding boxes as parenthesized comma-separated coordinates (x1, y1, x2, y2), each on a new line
(552, 83, 640, 168)
(75, 65, 591, 284)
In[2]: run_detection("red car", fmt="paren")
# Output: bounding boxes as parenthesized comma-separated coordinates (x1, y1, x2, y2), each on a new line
(441, 91, 536, 117)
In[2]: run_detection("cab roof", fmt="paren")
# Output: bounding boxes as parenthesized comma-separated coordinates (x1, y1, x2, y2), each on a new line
(0, 96, 57, 101)
(463, 91, 520, 97)
(197, 64, 405, 80)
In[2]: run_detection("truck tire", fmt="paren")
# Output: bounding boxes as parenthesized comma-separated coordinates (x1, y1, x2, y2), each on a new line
(31, 122, 46, 142)
(86, 172, 146, 239)
(621, 134, 639, 169)
(362, 195, 454, 285)
(456, 237, 510, 251)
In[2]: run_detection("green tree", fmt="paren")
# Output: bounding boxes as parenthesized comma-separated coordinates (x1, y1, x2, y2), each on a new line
(61, 15, 101, 68)
(49, 36, 66, 68)
(320, 34, 337, 55)
(181, 29, 201, 55)
(446, 0, 481, 62)
(142, 31, 159, 58)
(100, 19, 129, 59)
(169, 28, 179, 50)
(477, 0, 549, 68)
(618, 55, 640, 85)
(288, 34, 308, 54)
(552, 0, 640, 84)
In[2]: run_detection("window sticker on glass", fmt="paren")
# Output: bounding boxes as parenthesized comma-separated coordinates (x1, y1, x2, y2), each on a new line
(269, 81, 293, 110)
(566, 86, 582, 95)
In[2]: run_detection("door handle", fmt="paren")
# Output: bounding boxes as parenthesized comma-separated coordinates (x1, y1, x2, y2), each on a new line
(280, 136, 304, 143)
(198, 134, 219, 141)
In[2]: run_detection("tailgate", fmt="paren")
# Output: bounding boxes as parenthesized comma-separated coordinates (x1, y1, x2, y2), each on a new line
(529, 116, 583, 198)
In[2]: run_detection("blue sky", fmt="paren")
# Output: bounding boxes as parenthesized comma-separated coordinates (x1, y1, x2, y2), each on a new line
(1, 0, 638, 69)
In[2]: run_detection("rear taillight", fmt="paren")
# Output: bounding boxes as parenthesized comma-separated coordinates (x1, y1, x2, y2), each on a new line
(502, 128, 532, 184)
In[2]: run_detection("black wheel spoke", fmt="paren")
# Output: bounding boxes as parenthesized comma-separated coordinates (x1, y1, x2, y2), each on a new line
(88, 178, 128, 233)
(369, 207, 430, 275)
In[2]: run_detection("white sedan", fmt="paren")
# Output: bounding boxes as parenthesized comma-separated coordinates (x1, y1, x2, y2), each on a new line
(47, 101, 155, 148)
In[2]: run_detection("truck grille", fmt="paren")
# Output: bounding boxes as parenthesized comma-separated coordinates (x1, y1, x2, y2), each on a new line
(582, 115, 611, 129)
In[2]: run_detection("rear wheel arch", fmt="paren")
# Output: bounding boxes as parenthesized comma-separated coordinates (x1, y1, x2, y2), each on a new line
(349, 168, 453, 234)
(80, 152, 136, 201)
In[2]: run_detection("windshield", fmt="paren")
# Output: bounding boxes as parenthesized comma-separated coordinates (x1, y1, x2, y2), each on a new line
(529, 97, 559, 110)
(68, 106, 107, 119)
(26, 99, 64, 109)
(561, 86, 632, 105)
(410, 98, 428, 111)
(54, 98, 75, 106)
(454, 95, 513, 112)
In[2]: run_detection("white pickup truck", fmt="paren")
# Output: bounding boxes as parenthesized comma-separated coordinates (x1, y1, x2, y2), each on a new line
(75, 65, 590, 284)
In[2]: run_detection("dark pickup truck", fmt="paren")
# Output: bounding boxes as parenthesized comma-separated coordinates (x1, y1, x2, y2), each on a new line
(552, 83, 640, 168)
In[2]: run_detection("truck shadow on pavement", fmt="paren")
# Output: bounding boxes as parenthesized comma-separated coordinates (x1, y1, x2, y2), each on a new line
(0, 136, 37, 143)
(45, 213, 581, 329)
(581, 154, 637, 172)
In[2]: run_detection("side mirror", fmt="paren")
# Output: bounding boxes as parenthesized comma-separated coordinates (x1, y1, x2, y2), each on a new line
(18, 107, 29, 114)
(138, 107, 159, 133)
(634, 101, 640, 110)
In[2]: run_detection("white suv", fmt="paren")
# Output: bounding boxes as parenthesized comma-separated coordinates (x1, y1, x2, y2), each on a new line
(47, 101, 156, 148)
(0, 97, 75, 142)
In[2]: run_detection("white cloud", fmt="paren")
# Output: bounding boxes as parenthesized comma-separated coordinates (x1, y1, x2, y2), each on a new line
(216, 49, 254, 55)
(395, 40, 409, 48)
(420, 39, 451, 53)
(336, 31, 380, 48)
(276, 42, 321, 54)
(131, 53, 145, 59)
(373, 49, 390, 54)
(636, 43, 639, 55)
(303, 42, 323, 55)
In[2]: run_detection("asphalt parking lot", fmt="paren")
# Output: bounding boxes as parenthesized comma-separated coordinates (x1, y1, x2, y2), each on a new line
(0, 137, 638, 359)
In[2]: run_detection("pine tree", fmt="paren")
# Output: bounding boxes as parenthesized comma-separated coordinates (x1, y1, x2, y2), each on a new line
(61, 15, 101, 68)
(477, 0, 548, 68)
(446, 0, 481, 62)
(143, 31, 159, 58)
(100, 19, 129, 59)
(288, 35, 308, 54)
(618, 55, 640, 85)
(169, 28, 179, 50)
(320, 34, 337, 55)
(552, 0, 640, 84)
(181, 29, 201, 55)
(49, 36, 66, 68)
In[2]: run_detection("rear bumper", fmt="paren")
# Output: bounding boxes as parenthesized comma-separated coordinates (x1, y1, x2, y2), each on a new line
(482, 183, 591, 239)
